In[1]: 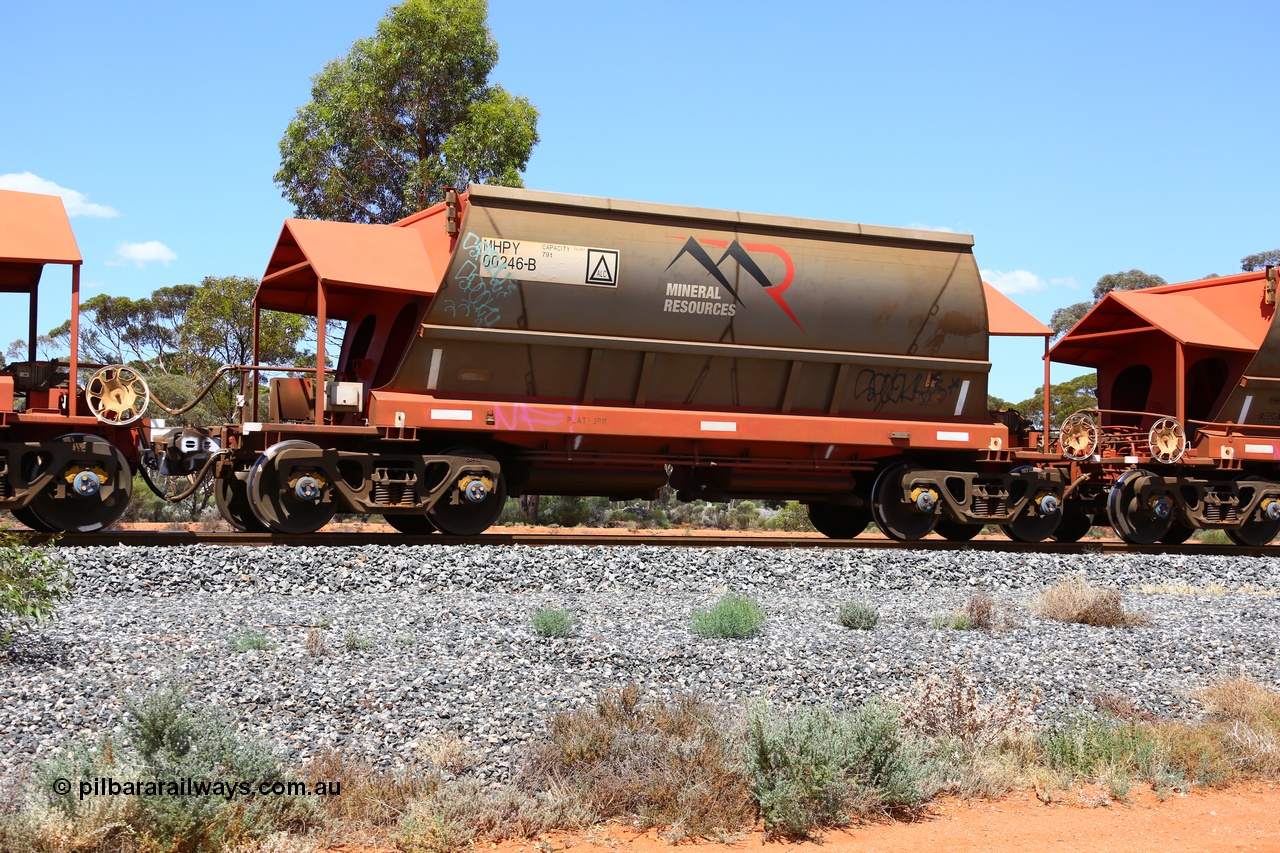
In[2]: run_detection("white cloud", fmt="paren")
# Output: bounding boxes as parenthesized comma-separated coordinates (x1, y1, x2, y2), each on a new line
(113, 241, 177, 267)
(906, 222, 958, 233)
(981, 269, 1048, 294)
(0, 171, 119, 218)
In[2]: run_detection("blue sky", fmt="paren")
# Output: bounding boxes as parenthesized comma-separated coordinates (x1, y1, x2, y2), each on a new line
(2, 0, 1277, 400)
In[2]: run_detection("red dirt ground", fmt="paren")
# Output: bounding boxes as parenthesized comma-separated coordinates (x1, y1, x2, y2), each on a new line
(327, 783, 1280, 853)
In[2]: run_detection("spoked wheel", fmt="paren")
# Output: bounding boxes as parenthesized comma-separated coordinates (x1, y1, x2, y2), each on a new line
(1058, 412, 1099, 461)
(1159, 523, 1195, 545)
(215, 472, 269, 533)
(246, 440, 337, 534)
(1226, 475, 1280, 546)
(1051, 503, 1094, 543)
(935, 516, 982, 541)
(806, 502, 871, 539)
(428, 449, 507, 536)
(383, 512, 438, 535)
(24, 434, 133, 532)
(872, 463, 940, 541)
(1107, 469, 1172, 545)
(84, 365, 150, 425)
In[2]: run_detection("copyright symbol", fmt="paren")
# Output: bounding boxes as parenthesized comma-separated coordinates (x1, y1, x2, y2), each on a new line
(53, 778, 71, 796)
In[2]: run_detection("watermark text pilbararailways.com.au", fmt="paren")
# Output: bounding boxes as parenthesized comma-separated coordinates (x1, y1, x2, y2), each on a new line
(52, 777, 341, 801)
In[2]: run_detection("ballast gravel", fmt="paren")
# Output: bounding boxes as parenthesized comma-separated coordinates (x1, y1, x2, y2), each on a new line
(2, 543, 1278, 781)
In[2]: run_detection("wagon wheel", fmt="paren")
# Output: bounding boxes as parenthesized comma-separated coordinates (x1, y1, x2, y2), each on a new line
(806, 503, 870, 539)
(1051, 503, 1094, 543)
(1000, 466, 1063, 542)
(1058, 412, 1098, 461)
(245, 440, 337, 534)
(1147, 417, 1187, 464)
(11, 506, 57, 532)
(871, 463, 939, 541)
(24, 433, 133, 532)
(1159, 523, 1195, 544)
(427, 448, 507, 536)
(383, 512, 438, 535)
(85, 365, 150, 426)
(215, 472, 269, 533)
(1107, 469, 1172, 545)
(934, 516, 982, 541)
(1226, 475, 1280, 547)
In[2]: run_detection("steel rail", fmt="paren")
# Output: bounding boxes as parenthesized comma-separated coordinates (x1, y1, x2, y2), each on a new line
(22, 530, 1280, 558)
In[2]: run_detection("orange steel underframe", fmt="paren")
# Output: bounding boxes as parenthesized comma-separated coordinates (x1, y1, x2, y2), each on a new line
(366, 391, 1014, 458)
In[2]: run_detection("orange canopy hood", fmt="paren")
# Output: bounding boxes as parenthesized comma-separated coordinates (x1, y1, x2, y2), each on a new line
(1051, 271, 1273, 367)
(0, 189, 82, 293)
(982, 282, 1052, 337)
(257, 218, 440, 319)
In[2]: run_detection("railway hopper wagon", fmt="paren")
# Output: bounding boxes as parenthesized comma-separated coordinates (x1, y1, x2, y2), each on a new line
(0, 190, 139, 532)
(201, 185, 1065, 539)
(1051, 267, 1280, 545)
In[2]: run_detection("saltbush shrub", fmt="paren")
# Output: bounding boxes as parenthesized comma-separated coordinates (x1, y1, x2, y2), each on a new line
(743, 700, 925, 839)
(30, 683, 314, 852)
(531, 607, 574, 638)
(837, 601, 879, 630)
(690, 593, 766, 639)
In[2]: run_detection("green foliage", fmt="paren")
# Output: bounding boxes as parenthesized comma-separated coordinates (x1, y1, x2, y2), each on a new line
(184, 275, 308, 420)
(931, 612, 977, 630)
(690, 593, 766, 639)
(726, 500, 761, 530)
(743, 700, 925, 839)
(1048, 300, 1091, 338)
(497, 496, 528, 525)
(31, 683, 314, 852)
(228, 627, 276, 652)
(669, 500, 728, 529)
(344, 629, 376, 651)
(535, 495, 609, 527)
(1005, 372, 1098, 431)
(1091, 269, 1167, 300)
(0, 533, 72, 645)
(1242, 248, 1280, 271)
(761, 500, 817, 532)
(275, 0, 540, 224)
(531, 607, 574, 638)
(836, 601, 879, 630)
(1040, 713, 1159, 781)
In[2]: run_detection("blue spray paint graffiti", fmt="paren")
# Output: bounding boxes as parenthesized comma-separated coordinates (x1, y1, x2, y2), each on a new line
(442, 233, 518, 327)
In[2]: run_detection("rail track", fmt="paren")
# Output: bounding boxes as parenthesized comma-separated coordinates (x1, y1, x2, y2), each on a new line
(19, 529, 1280, 558)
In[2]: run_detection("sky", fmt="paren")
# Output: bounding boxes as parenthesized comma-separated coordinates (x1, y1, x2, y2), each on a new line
(2, 0, 1277, 401)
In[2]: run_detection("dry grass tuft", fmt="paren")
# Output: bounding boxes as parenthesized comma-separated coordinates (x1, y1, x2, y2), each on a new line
(522, 683, 753, 840)
(899, 664, 1040, 799)
(304, 627, 328, 657)
(1139, 580, 1229, 596)
(307, 748, 430, 830)
(1196, 676, 1280, 726)
(1092, 692, 1155, 723)
(416, 732, 477, 778)
(1032, 573, 1150, 627)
